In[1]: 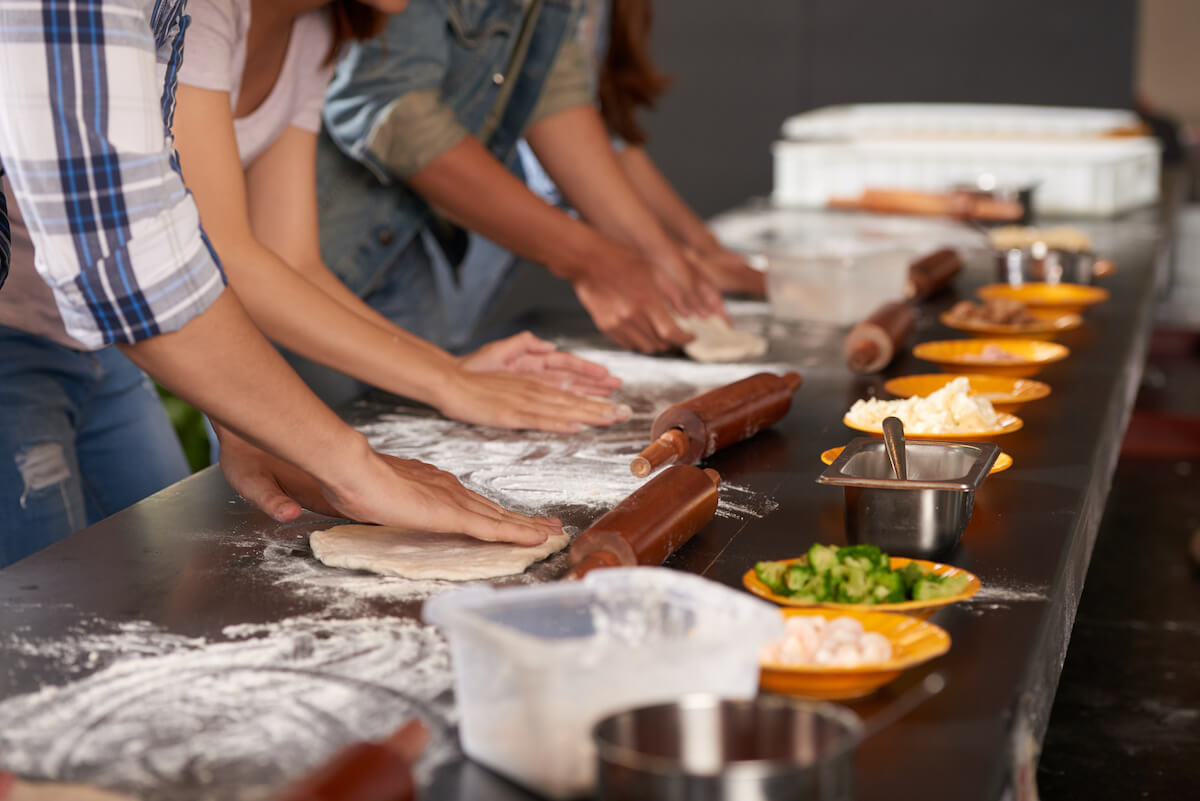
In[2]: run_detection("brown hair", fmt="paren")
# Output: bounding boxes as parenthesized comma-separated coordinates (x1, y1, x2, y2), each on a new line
(597, 0, 673, 145)
(326, 2, 389, 65)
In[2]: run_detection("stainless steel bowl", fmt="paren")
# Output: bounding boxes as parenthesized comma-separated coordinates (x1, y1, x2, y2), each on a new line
(995, 246, 1115, 286)
(593, 694, 862, 801)
(817, 438, 999, 559)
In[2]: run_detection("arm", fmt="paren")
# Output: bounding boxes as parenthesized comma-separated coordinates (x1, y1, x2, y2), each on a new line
(0, 1, 556, 544)
(614, 145, 765, 296)
(524, 106, 730, 312)
(121, 292, 558, 545)
(407, 137, 690, 352)
(172, 87, 622, 430)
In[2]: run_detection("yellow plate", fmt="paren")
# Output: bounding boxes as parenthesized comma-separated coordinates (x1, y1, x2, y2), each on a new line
(883, 373, 1051, 413)
(743, 556, 980, 619)
(760, 608, 951, 699)
(976, 282, 1110, 314)
(820, 445, 1013, 474)
(939, 307, 1082, 340)
(912, 338, 1069, 378)
(842, 410, 1023, 439)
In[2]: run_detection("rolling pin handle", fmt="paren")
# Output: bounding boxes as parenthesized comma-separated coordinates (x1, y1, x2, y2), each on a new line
(630, 428, 690, 477)
(702, 468, 721, 486)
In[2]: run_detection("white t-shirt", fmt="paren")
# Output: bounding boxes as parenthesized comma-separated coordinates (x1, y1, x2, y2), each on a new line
(178, 0, 334, 167)
(0, 1, 335, 347)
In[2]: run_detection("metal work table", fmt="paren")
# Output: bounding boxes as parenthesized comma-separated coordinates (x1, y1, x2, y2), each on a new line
(0, 212, 1167, 801)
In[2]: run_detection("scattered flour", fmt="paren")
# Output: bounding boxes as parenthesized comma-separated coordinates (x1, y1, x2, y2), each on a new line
(355, 349, 784, 524)
(0, 616, 457, 801)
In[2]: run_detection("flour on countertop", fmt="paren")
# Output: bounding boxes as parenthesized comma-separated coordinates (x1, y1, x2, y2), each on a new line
(0, 616, 456, 801)
(355, 349, 784, 525)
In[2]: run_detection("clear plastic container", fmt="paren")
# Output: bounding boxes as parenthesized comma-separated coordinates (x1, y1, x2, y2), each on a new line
(764, 239, 917, 326)
(423, 568, 784, 799)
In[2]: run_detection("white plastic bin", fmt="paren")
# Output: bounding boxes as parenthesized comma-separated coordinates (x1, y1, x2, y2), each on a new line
(772, 104, 1161, 217)
(764, 239, 916, 327)
(423, 568, 784, 799)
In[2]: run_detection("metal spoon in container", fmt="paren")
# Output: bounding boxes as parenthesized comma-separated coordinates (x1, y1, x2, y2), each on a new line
(882, 416, 906, 480)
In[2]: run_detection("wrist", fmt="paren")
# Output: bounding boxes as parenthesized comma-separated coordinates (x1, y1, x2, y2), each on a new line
(548, 223, 613, 283)
(318, 429, 378, 501)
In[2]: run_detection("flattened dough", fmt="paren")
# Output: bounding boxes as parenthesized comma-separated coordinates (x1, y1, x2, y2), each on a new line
(10, 782, 135, 801)
(675, 315, 768, 363)
(309, 525, 571, 581)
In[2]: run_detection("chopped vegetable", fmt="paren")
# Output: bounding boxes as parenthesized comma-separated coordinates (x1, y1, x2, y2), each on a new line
(754, 546, 971, 604)
(755, 561, 788, 595)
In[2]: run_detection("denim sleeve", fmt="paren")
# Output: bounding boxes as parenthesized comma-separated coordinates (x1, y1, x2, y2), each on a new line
(323, 0, 462, 183)
(528, 38, 596, 127)
(0, 167, 9, 291)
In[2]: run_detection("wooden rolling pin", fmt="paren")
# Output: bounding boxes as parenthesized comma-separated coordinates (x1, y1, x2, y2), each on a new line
(274, 720, 428, 801)
(630, 372, 803, 477)
(563, 465, 721, 580)
(906, 247, 964, 301)
(830, 189, 1023, 222)
(844, 300, 916, 373)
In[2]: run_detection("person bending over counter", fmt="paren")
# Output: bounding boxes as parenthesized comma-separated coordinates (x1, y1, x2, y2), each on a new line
(0, 0, 562, 569)
(315, 0, 726, 398)
(524, 0, 765, 298)
(171, 0, 625, 431)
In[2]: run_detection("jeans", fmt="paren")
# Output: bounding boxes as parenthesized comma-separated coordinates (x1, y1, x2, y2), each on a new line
(0, 326, 190, 567)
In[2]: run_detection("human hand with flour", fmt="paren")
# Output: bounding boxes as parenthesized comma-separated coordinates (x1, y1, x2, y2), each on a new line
(215, 425, 559, 546)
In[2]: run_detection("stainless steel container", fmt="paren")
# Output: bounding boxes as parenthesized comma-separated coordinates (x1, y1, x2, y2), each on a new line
(817, 438, 999, 559)
(593, 694, 862, 801)
(995, 246, 1115, 285)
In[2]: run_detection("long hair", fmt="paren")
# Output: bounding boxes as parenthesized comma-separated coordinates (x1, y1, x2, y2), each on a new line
(597, 0, 673, 145)
(326, 1, 389, 64)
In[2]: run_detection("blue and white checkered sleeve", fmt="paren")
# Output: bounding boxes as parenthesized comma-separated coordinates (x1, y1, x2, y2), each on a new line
(0, 0, 226, 347)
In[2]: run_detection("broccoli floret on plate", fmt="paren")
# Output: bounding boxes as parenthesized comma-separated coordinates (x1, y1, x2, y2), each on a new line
(754, 561, 788, 595)
(837, 544, 889, 570)
(869, 569, 906, 603)
(807, 543, 839, 574)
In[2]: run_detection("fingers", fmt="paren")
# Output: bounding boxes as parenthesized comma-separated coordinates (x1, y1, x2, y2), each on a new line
(224, 464, 302, 522)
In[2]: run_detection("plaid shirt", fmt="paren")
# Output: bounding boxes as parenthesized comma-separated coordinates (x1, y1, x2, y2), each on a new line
(0, 0, 225, 347)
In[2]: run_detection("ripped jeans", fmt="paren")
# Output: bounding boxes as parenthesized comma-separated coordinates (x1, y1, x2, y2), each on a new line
(0, 326, 190, 568)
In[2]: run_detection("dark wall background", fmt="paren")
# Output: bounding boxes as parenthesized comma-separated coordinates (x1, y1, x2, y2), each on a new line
(642, 0, 1138, 217)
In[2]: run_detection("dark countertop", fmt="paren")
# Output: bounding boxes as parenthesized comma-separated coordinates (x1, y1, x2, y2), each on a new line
(0, 213, 1168, 801)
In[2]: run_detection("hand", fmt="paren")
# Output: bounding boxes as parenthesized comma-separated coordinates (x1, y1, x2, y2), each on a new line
(460, 331, 622, 397)
(0, 773, 12, 799)
(569, 244, 695, 353)
(217, 426, 560, 546)
(646, 244, 728, 320)
(434, 363, 631, 433)
(684, 245, 767, 297)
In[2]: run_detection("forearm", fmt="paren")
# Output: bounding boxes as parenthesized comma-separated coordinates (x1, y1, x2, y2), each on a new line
(615, 146, 720, 252)
(221, 236, 459, 404)
(525, 107, 680, 262)
(289, 253, 449, 364)
(406, 136, 614, 281)
(118, 291, 372, 495)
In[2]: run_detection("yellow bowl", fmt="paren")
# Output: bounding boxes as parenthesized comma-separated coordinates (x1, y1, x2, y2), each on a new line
(976, 282, 1110, 314)
(939, 308, 1082, 340)
(842, 410, 1023, 439)
(760, 608, 951, 699)
(883, 373, 1050, 413)
(912, 338, 1069, 378)
(742, 556, 980, 620)
(820, 445, 1013, 474)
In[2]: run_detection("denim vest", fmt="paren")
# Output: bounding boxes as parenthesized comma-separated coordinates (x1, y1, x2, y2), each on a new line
(317, 0, 579, 298)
